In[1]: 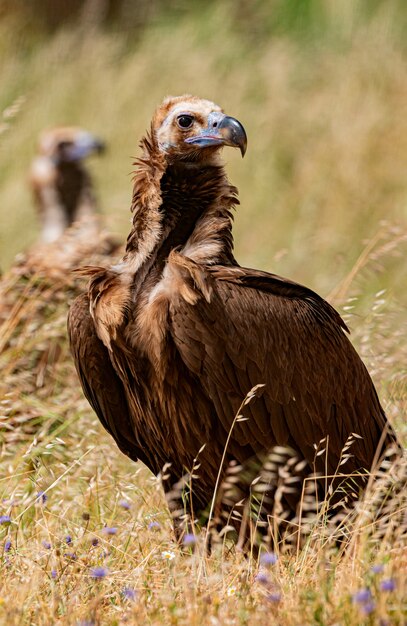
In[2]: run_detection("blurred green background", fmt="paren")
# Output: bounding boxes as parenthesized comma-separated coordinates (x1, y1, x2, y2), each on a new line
(0, 0, 406, 303)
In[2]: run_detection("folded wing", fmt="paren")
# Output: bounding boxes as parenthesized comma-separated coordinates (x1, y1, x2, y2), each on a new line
(169, 263, 393, 477)
(68, 293, 151, 467)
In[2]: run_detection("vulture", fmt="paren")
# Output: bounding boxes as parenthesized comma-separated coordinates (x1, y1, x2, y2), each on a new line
(30, 127, 105, 243)
(68, 96, 398, 541)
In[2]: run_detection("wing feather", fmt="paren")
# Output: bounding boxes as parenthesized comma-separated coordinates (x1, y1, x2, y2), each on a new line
(68, 293, 150, 466)
(169, 263, 393, 475)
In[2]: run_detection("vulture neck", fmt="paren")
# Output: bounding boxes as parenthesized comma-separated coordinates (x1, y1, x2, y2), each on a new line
(122, 132, 238, 282)
(57, 162, 87, 221)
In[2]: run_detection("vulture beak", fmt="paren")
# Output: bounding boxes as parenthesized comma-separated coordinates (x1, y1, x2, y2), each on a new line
(185, 113, 247, 157)
(64, 133, 106, 162)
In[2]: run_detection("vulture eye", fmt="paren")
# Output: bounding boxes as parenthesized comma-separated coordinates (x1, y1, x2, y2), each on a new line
(177, 115, 194, 129)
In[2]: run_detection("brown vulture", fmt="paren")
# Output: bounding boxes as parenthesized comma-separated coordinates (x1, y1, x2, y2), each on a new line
(29, 127, 105, 243)
(68, 96, 398, 540)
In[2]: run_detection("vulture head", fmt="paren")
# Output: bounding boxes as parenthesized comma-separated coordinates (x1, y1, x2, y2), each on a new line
(37, 127, 105, 165)
(152, 95, 247, 163)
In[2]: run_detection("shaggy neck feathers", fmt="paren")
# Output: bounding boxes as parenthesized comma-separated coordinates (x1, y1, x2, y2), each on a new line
(122, 127, 238, 276)
(86, 126, 239, 348)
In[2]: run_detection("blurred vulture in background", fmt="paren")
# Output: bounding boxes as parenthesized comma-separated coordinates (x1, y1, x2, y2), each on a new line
(17, 127, 120, 278)
(29, 127, 105, 243)
(68, 96, 399, 544)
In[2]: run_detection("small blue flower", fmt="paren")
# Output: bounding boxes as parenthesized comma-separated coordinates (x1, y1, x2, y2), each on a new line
(352, 589, 371, 604)
(361, 601, 375, 615)
(122, 587, 137, 601)
(65, 535, 72, 544)
(90, 566, 108, 579)
(51, 569, 57, 579)
(102, 527, 117, 535)
(4, 539, 11, 552)
(64, 552, 77, 561)
(37, 491, 47, 504)
(183, 533, 196, 546)
(371, 564, 384, 575)
(255, 571, 269, 585)
(266, 592, 281, 603)
(91, 538, 99, 547)
(260, 552, 278, 567)
(148, 521, 160, 531)
(380, 578, 396, 592)
(42, 540, 51, 550)
(0, 515, 11, 525)
(119, 500, 131, 510)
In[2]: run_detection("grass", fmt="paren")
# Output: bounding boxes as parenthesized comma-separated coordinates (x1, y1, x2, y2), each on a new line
(0, 257, 405, 625)
(0, 2, 406, 624)
(0, 1, 406, 301)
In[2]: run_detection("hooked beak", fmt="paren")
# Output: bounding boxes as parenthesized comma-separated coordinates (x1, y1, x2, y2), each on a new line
(65, 134, 106, 162)
(185, 113, 247, 157)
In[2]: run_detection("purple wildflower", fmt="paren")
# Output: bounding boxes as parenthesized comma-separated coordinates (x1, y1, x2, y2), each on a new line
(0, 515, 11, 525)
(90, 566, 108, 579)
(64, 552, 77, 561)
(42, 540, 51, 550)
(65, 535, 72, 544)
(255, 571, 269, 585)
(119, 500, 131, 510)
(266, 592, 281, 603)
(380, 578, 396, 592)
(361, 601, 376, 615)
(371, 564, 384, 575)
(37, 491, 47, 504)
(91, 538, 99, 547)
(4, 539, 11, 552)
(148, 521, 160, 531)
(122, 587, 137, 601)
(183, 533, 196, 546)
(51, 569, 57, 579)
(352, 589, 371, 604)
(260, 552, 278, 567)
(102, 527, 117, 536)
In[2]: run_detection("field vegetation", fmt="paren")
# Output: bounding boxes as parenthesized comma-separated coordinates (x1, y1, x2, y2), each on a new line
(0, 1, 406, 624)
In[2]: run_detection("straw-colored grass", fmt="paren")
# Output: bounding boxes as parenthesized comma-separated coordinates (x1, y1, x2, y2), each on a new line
(0, 246, 405, 624)
(1, 2, 406, 301)
(0, 2, 406, 624)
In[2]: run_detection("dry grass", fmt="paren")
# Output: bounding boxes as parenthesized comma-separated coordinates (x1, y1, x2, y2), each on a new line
(0, 2, 406, 303)
(0, 240, 406, 624)
(0, 2, 406, 624)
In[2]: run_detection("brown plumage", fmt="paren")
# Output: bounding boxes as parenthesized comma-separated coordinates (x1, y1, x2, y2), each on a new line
(68, 95, 398, 540)
(30, 127, 105, 243)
